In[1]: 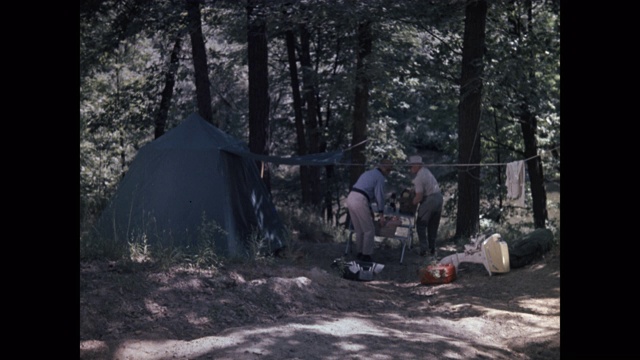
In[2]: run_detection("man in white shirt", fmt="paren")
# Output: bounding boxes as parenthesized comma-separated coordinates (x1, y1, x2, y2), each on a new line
(408, 155, 443, 258)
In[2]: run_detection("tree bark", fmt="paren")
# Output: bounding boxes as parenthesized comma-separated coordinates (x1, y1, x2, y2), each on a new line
(186, 0, 214, 125)
(520, 107, 548, 228)
(321, 35, 343, 224)
(349, 20, 372, 188)
(455, 0, 487, 239)
(286, 28, 312, 204)
(510, 0, 548, 228)
(155, 35, 182, 139)
(298, 24, 322, 205)
(322, 102, 334, 223)
(247, 0, 271, 190)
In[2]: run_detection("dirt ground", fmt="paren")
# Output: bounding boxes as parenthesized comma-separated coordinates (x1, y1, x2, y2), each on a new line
(79, 216, 560, 360)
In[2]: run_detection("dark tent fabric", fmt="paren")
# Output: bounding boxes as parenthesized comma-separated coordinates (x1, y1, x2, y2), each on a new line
(508, 228, 555, 268)
(94, 113, 299, 256)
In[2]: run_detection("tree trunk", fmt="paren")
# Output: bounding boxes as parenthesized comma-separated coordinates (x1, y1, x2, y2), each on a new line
(349, 20, 372, 188)
(510, 0, 548, 229)
(286, 28, 312, 204)
(322, 36, 344, 224)
(155, 35, 182, 139)
(322, 102, 334, 223)
(186, 0, 214, 125)
(247, 0, 271, 190)
(299, 23, 322, 205)
(492, 111, 504, 216)
(520, 107, 548, 228)
(455, 0, 487, 239)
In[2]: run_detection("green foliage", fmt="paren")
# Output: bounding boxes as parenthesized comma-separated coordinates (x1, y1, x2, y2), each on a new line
(80, 232, 129, 262)
(81, 211, 229, 271)
(80, 0, 560, 249)
(330, 257, 348, 278)
(242, 226, 276, 266)
(128, 232, 151, 263)
(185, 213, 227, 270)
(149, 244, 186, 270)
(80, 38, 162, 223)
(279, 205, 342, 243)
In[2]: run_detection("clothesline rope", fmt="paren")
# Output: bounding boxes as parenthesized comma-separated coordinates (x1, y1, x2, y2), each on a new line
(334, 145, 559, 168)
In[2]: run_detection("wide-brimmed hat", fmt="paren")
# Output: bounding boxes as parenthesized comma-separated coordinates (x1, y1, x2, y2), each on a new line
(408, 155, 423, 165)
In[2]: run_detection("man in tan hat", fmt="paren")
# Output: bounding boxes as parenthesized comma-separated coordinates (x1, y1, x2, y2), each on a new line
(345, 159, 393, 262)
(408, 155, 443, 257)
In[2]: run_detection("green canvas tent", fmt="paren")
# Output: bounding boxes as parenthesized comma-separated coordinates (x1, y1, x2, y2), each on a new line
(95, 113, 290, 256)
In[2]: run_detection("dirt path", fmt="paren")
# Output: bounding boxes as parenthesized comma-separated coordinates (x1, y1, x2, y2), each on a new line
(80, 237, 559, 360)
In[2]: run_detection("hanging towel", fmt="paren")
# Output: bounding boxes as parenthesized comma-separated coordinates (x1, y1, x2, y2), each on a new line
(506, 160, 525, 207)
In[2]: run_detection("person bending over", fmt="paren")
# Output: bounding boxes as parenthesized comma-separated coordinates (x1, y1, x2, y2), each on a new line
(345, 159, 393, 262)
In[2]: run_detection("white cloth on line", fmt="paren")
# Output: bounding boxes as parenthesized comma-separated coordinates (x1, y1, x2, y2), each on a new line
(506, 160, 525, 207)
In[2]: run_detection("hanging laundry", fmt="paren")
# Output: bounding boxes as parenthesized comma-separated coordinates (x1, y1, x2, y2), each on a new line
(506, 160, 525, 207)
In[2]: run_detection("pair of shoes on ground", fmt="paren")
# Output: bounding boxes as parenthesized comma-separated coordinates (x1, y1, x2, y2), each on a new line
(356, 253, 374, 262)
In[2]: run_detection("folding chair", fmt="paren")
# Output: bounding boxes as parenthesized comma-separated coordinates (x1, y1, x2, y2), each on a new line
(344, 213, 415, 264)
